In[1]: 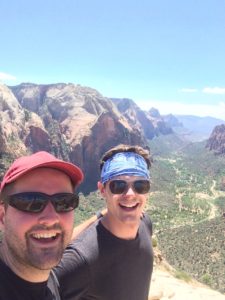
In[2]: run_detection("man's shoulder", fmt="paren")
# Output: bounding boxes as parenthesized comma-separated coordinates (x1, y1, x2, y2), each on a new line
(141, 213, 153, 236)
(66, 220, 101, 256)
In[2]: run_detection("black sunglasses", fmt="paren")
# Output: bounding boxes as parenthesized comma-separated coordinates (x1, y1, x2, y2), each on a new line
(108, 180, 150, 194)
(5, 192, 79, 213)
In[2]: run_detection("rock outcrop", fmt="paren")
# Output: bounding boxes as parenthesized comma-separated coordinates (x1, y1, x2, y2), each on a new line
(149, 267, 225, 300)
(149, 246, 225, 300)
(206, 124, 225, 155)
(0, 84, 48, 176)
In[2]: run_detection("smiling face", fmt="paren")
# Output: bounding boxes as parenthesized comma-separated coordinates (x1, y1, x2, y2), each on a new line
(98, 175, 149, 238)
(0, 167, 75, 278)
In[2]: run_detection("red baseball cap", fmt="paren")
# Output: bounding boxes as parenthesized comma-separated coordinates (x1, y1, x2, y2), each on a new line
(0, 151, 84, 191)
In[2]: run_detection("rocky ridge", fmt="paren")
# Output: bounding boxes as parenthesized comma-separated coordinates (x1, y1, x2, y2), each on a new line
(0, 82, 171, 192)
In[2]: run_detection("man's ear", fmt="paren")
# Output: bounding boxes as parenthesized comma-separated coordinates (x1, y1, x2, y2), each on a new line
(0, 203, 6, 231)
(97, 181, 106, 197)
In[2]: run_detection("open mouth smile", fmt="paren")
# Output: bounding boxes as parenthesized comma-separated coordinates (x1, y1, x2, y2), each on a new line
(119, 203, 139, 211)
(30, 232, 60, 243)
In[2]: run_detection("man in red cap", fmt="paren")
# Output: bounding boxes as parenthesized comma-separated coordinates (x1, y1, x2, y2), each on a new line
(0, 151, 85, 300)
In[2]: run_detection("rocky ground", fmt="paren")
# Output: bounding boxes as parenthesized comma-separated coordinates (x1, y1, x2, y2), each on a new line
(149, 268, 225, 300)
(149, 252, 225, 300)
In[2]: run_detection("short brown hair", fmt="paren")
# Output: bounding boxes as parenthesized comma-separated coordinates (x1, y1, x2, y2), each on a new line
(100, 144, 151, 171)
(0, 181, 15, 206)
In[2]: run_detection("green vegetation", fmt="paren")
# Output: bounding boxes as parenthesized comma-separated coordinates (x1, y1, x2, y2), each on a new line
(148, 134, 225, 293)
(147, 135, 225, 230)
(157, 217, 225, 293)
(24, 109, 31, 122)
(7, 133, 21, 152)
(75, 191, 105, 225)
(0, 152, 18, 180)
(201, 273, 213, 286)
(151, 236, 158, 248)
(173, 269, 192, 283)
(214, 196, 225, 212)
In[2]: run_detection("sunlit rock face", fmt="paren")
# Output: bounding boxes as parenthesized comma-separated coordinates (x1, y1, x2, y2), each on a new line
(1, 83, 173, 192)
(206, 124, 225, 155)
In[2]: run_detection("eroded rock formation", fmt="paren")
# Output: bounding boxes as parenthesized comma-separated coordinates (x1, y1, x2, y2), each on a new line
(0, 83, 172, 192)
(206, 124, 225, 155)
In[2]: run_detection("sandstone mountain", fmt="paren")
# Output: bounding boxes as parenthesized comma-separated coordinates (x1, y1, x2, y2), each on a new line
(0, 83, 171, 192)
(111, 98, 173, 139)
(0, 84, 46, 162)
(206, 124, 225, 155)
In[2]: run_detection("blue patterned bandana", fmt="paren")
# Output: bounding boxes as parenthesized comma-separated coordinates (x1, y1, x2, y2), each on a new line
(101, 152, 150, 184)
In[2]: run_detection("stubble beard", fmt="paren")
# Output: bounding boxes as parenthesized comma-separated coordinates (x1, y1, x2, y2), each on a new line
(5, 230, 67, 272)
(25, 233, 66, 270)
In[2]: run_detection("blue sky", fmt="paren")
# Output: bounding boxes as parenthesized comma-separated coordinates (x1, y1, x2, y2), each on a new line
(1, 0, 225, 120)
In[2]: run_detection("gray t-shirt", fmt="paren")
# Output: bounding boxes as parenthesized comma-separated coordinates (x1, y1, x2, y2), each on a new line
(55, 215, 153, 300)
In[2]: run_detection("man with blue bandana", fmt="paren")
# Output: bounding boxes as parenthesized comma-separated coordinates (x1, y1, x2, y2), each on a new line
(55, 144, 154, 300)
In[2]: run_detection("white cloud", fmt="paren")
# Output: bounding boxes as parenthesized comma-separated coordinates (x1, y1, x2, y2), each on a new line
(0, 72, 17, 81)
(179, 88, 198, 93)
(178, 86, 225, 95)
(136, 100, 225, 121)
(202, 87, 225, 94)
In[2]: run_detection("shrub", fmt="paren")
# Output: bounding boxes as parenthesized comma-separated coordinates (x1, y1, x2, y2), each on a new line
(174, 269, 192, 282)
(152, 237, 158, 247)
(201, 273, 213, 286)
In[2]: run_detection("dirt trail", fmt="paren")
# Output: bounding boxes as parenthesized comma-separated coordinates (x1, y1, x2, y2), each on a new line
(210, 180, 225, 198)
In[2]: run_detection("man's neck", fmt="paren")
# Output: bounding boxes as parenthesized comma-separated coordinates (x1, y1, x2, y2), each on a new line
(101, 214, 140, 240)
(0, 244, 50, 283)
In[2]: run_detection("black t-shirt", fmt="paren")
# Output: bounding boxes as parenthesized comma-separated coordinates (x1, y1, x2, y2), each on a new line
(55, 215, 153, 300)
(0, 259, 60, 300)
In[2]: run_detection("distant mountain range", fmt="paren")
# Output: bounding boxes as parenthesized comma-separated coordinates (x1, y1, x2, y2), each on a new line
(172, 115, 225, 142)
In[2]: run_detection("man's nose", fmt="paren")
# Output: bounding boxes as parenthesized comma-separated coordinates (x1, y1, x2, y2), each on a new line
(38, 201, 59, 226)
(125, 185, 136, 196)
